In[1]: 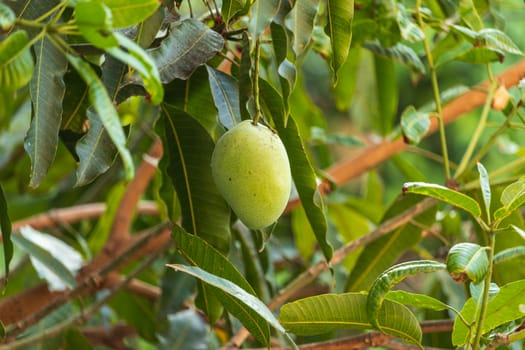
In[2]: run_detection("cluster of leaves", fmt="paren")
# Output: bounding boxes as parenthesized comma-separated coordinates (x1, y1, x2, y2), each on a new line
(1, 0, 525, 349)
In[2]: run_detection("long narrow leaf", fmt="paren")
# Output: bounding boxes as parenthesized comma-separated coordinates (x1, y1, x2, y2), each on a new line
(206, 65, 240, 129)
(477, 162, 491, 221)
(249, 0, 281, 40)
(66, 53, 134, 181)
(403, 182, 481, 218)
(494, 178, 525, 222)
(0, 184, 12, 281)
(325, 0, 353, 82)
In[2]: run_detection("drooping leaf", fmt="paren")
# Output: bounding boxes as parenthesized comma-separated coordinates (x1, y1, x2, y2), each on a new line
(206, 65, 240, 129)
(259, 79, 333, 262)
(271, 22, 296, 117)
(494, 246, 525, 265)
(285, 0, 319, 58)
(75, 1, 119, 49)
(101, 0, 161, 28)
(0, 184, 12, 282)
(0, 2, 15, 31)
(402, 182, 481, 218)
(367, 260, 445, 329)
(13, 227, 83, 291)
(386, 290, 451, 312)
(161, 105, 231, 252)
(238, 33, 252, 119)
(25, 35, 67, 188)
(325, 0, 353, 82)
(167, 264, 293, 348)
(363, 42, 425, 74)
(222, 0, 246, 25)
(453, 279, 525, 346)
(279, 293, 422, 345)
(66, 53, 134, 181)
(477, 162, 491, 221)
(0, 30, 34, 91)
(494, 178, 525, 222)
(249, 0, 281, 40)
(151, 18, 224, 83)
(446, 242, 489, 284)
(400, 106, 431, 144)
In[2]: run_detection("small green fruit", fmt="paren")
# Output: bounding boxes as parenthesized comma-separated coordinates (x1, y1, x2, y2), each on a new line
(211, 120, 292, 229)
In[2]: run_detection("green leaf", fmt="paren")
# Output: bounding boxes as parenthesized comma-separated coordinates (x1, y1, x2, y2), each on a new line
(238, 33, 252, 119)
(403, 182, 481, 218)
(386, 290, 451, 312)
(453, 279, 525, 346)
(107, 33, 163, 104)
(446, 242, 489, 284)
(271, 22, 296, 117)
(66, 53, 134, 181)
(478, 28, 523, 56)
(400, 106, 430, 144)
(75, 1, 119, 49)
(395, 3, 424, 43)
(12, 228, 79, 290)
(364, 42, 425, 74)
(291, 205, 317, 262)
(0, 30, 34, 91)
(109, 291, 157, 341)
(325, 0, 353, 82)
(63, 328, 92, 350)
(206, 65, 240, 129)
(279, 293, 422, 345)
(259, 79, 333, 262)
(136, 7, 164, 49)
(151, 18, 224, 83)
(158, 310, 211, 350)
(101, 0, 161, 28)
(161, 105, 231, 252)
(285, 0, 319, 58)
(25, 35, 67, 188)
(333, 47, 361, 111)
(367, 260, 445, 329)
(477, 162, 491, 221)
(374, 54, 398, 135)
(459, 0, 483, 31)
(494, 246, 525, 265)
(167, 264, 292, 348)
(222, 0, 246, 25)
(494, 178, 525, 222)
(0, 2, 15, 31)
(249, 0, 281, 40)
(0, 184, 12, 282)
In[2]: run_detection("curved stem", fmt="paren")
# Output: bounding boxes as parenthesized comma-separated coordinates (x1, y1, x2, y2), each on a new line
(416, 0, 451, 180)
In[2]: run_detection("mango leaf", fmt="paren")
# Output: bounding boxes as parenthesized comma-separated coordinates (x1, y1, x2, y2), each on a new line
(386, 290, 451, 312)
(249, 0, 281, 40)
(0, 30, 34, 91)
(403, 182, 481, 218)
(367, 260, 445, 329)
(109, 291, 157, 341)
(333, 47, 361, 111)
(66, 53, 134, 181)
(107, 32, 163, 104)
(161, 105, 231, 252)
(13, 227, 82, 291)
(285, 0, 319, 58)
(271, 22, 295, 117)
(0, 184, 12, 281)
(494, 246, 525, 264)
(400, 106, 430, 144)
(151, 18, 224, 83)
(222, 0, 246, 25)
(136, 7, 164, 49)
(206, 65, 240, 129)
(325, 0, 353, 82)
(374, 54, 398, 135)
(453, 279, 525, 346)
(494, 178, 525, 222)
(457, 47, 503, 64)
(478, 28, 523, 56)
(345, 194, 436, 292)
(279, 293, 422, 345)
(167, 264, 295, 349)
(446, 242, 489, 284)
(25, 35, 67, 188)
(395, 3, 424, 43)
(477, 162, 491, 221)
(459, 0, 483, 31)
(0, 2, 15, 31)
(101, 0, 160, 28)
(238, 33, 252, 119)
(75, 1, 119, 49)
(259, 79, 333, 262)
(363, 42, 425, 74)
(158, 310, 212, 350)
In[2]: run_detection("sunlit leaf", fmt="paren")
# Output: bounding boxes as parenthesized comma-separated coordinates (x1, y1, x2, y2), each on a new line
(75, 1, 119, 49)
(151, 19, 224, 83)
(0, 2, 15, 31)
(446, 242, 489, 284)
(325, 0, 353, 82)
(364, 42, 425, 74)
(66, 53, 135, 181)
(0, 30, 34, 91)
(25, 35, 67, 188)
(249, 0, 281, 40)
(494, 178, 525, 222)
(453, 279, 525, 346)
(400, 106, 430, 144)
(478, 28, 523, 56)
(206, 65, 240, 129)
(0, 184, 12, 282)
(396, 3, 424, 43)
(285, 0, 319, 58)
(386, 290, 451, 312)
(494, 246, 525, 265)
(367, 260, 445, 329)
(279, 293, 422, 345)
(101, 0, 160, 28)
(403, 182, 481, 218)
